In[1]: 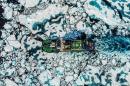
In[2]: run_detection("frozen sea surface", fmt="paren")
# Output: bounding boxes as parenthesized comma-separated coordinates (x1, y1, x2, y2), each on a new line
(0, 0, 130, 86)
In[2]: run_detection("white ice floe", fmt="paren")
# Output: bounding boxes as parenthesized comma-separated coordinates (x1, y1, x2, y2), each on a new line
(4, 45, 13, 52)
(4, 23, 12, 30)
(6, 35, 21, 48)
(50, 77, 60, 86)
(38, 70, 52, 84)
(18, 0, 40, 8)
(7, 35, 16, 41)
(3, 7, 13, 19)
(8, 41, 21, 48)
(56, 67, 64, 76)
(5, 79, 18, 86)
(75, 77, 85, 85)
(65, 76, 73, 82)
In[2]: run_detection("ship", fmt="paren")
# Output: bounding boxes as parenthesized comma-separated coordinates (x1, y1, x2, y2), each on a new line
(42, 30, 95, 53)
